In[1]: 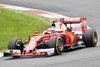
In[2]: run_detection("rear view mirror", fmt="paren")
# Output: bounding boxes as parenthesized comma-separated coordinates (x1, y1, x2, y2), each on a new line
(60, 18, 64, 22)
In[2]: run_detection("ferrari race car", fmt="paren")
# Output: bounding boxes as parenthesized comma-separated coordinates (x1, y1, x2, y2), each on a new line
(4, 17, 98, 58)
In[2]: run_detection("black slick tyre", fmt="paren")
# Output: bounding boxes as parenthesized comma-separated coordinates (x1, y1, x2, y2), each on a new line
(8, 38, 24, 57)
(83, 29, 98, 47)
(48, 36, 64, 55)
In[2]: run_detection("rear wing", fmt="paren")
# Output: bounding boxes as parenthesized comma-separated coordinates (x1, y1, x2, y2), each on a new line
(60, 17, 87, 23)
(64, 17, 87, 34)
(52, 17, 87, 23)
(52, 17, 87, 34)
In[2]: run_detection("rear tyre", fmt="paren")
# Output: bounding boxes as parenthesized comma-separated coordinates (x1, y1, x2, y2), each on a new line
(83, 29, 98, 47)
(8, 38, 24, 57)
(48, 36, 64, 55)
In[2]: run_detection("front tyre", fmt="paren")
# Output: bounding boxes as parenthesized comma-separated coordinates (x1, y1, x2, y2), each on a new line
(83, 29, 98, 47)
(8, 38, 24, 58)
(48, 36, 64, 55)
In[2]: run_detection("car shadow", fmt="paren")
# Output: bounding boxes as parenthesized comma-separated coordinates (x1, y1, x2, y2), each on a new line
(63, 46, 98, 53)
(5, 56, 47, 60)
(63, 47, 85, 53)
(5, 55, 52, 60)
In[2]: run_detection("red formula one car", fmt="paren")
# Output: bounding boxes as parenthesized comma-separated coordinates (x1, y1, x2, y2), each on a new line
(4, 17, 98, 58)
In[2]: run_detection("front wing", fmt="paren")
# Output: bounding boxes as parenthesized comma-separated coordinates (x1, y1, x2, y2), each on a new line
(3, 48, 54, 57)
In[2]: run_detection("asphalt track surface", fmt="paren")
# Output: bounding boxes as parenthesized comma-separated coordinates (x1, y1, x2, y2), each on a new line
(0, 0, 100, 67)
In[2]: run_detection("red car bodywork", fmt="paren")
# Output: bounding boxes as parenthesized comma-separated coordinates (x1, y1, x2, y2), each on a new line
(4, 17, 89, 57)
(21, 17, 87, 56)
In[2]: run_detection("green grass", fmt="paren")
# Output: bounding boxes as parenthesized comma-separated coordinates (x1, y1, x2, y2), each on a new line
(0, 7, 50, 51)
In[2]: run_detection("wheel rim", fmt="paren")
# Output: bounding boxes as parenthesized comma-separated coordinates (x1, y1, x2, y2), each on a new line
(58, 40, 64, 51)
(93, 31, 97, 43)
(56, 37, 64, 54)
(16, 40, 23, 49)
(93, 31, 97, 45)
(16, 40, 22, 46)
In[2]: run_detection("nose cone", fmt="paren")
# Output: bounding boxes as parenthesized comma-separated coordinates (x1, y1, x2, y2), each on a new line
(23, 44, 36, 54)
(23, 37, 37, 54)
(23, 36, 43, 55)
